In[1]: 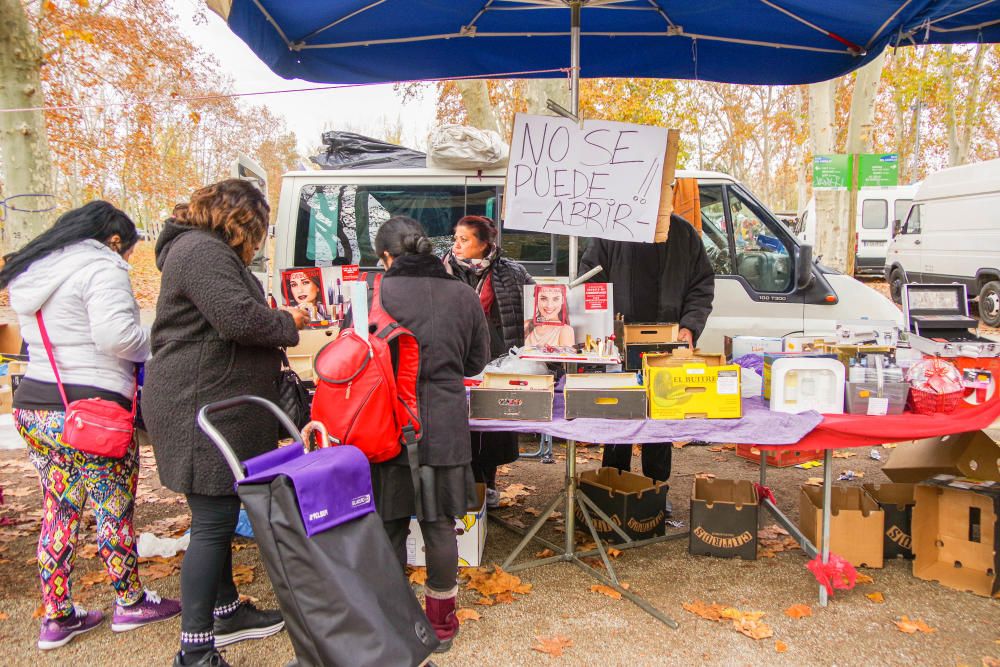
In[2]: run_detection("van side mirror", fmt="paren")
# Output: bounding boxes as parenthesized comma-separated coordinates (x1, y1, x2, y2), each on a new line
(795, 244, 814, 291)
(892, 219, 902, 237)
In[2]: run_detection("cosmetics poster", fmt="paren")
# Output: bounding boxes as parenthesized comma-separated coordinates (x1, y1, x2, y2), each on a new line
(521, 282, 616, 362)
(280, 265, 360, 329)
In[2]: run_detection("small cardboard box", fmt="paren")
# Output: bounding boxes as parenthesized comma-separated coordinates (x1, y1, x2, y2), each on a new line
(881, 430, 1000, 484)
(799, 484, 884, 568)
(615, 321, 685, 371)
(577, 467, 667, 544)
(407, 484, 487, 567)
(0, 374, 12, 414)
(782, 335, 837, 353)
(863, 483, 916, 559)
(564, 373, 647, 420)
(735, 444, 823, 468)
(724, 335, 783, 361)
(689, 478, 758, 560)
(294, 329, 339, 384)
(644, 349, 741, 420)
(469, 373, 554, 421)
(912, 475, 999, 598)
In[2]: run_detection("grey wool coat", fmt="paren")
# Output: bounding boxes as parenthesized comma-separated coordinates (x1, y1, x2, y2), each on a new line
(142, 221, 300, 496)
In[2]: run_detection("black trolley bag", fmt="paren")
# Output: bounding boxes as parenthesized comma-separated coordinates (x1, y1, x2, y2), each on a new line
(197, 396, 438, 667)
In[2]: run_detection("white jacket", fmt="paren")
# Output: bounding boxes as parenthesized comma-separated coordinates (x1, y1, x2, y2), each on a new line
(9, 239, 150, 399)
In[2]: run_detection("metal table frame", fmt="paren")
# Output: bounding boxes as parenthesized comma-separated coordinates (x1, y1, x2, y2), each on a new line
(489, 438, 841, 630)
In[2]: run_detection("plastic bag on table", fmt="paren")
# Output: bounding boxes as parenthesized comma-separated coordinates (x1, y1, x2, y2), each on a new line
(469, 347, 553, 381)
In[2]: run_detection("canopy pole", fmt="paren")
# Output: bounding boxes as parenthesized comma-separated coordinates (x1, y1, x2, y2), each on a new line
(568, 0, 582, 280)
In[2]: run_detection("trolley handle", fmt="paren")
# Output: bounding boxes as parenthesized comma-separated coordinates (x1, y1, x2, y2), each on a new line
(197, 395, 303, 482)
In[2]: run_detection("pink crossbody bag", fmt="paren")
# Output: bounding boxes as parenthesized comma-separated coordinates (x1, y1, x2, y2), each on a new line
(35, 311, 137, 458)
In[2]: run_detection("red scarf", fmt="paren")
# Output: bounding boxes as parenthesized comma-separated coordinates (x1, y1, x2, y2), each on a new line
(479, 272, 496, 316)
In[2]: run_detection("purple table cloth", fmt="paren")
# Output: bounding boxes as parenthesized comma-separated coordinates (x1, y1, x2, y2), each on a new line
(469, 396, 821, 446)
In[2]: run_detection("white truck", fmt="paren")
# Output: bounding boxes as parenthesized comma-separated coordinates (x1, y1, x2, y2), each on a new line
(239, 160, 902, 353)
(885, 157, 1000, 327)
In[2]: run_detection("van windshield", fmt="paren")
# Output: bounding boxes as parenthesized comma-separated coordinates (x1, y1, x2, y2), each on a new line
(294, 183, 497, 267)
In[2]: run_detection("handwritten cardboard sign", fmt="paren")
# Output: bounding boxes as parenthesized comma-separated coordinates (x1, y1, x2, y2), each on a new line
(504, 113, 668, 243)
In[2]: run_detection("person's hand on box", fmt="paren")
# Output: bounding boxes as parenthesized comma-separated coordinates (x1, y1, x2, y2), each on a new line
(282, 307, 311, 330)
(678, 327, 694, 348)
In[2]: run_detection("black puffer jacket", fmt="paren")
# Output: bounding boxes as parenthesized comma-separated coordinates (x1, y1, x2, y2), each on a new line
(580, 214, 715, 342)
(446, 253, 534, 356)
(142, 221, 300, 496)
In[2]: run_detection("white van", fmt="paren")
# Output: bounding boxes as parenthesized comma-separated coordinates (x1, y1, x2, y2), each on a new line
(266, 167, 902, 353)
(798, 185, 917, 276)
(884, 158, 1000, 327)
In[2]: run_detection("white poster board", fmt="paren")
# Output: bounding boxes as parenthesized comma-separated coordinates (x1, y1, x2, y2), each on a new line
(505, 113, 668, 243)
(519, 283, 617, 363)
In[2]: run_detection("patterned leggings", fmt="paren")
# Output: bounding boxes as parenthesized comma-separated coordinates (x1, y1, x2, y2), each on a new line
(14, 408, 143, 619)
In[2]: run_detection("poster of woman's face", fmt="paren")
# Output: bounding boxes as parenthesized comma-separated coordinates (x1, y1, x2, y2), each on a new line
(281, 268, 330, 325)
(522, 282, 614, 359)
(533, 285, 569, 326)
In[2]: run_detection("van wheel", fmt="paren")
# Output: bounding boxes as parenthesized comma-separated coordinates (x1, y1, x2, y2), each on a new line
(889, 268, 906, 305)
(979, 281, 1000, 328)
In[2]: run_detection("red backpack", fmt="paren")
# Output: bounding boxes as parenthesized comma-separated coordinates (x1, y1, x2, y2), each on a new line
(312, 274, 422, 464)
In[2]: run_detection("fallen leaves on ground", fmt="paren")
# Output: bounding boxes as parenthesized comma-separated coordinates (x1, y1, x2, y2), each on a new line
(590, 584, 622, 600)
(77, 544, 99, 559)
(408, 567, 427, 586)
(535, 548, 556, 558)
(775, 640, 788, 653)
(474, 597, 494, 606)
(982, 657, 1000, 667)
(695, 472, 717, 479)
(804, 477, 824, 486)
(607, 547, 622, 558)
(758, 525, 801, 558)
(684, 600, 773, 640)
(881, 443, 897, 449)
(532, 635, 573, 657)
(463, 566, 532, 605)
(784, 604, 812, 619)
(498, 483, 535, 508)
(0, 612, 8, 621)
(32, 605, 45, 619)
(524, 507, 542, 517)
(707, 446, 723, 452)
(855, 573, 875, 585)
(832, 450, 856, 458)
(894, 616, 937, 634)
(866, 592, 885, 603)
(232, 564, 255, 586)
(455, 608, 480, 624)
(78, 570, 111, 588)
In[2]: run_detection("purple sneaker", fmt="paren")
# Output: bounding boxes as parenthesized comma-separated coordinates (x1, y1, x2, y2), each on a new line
(38, 607, 104, 650)
(111, 590, 182, 632)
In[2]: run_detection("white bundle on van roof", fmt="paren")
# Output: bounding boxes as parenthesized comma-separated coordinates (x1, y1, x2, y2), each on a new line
(426, 124, 509, 170)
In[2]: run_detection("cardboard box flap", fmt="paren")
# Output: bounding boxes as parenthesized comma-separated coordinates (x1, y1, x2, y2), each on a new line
(0, 323, 23, 357)
(644, 348, 727, 368)
(480, 373, 554, 391)
(863, 483, 915, 508)
(565, 373, 643, 391)
(579, 467, 666, 499)
(802, 484, 880, 517)
(621, 323, 679, 344)
(881, 431, 1000, 483)
(693, 478, 758, 508)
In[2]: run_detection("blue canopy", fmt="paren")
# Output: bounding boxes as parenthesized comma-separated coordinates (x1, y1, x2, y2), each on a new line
(211, 0, 1000, 85)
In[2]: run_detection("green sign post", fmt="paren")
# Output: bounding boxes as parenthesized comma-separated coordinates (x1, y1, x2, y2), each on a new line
(813, 154, 852, 189)
(858, 153, 899, 187)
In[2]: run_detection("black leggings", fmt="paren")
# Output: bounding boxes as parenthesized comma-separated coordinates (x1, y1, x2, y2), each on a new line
(602, 443, 672, 483)
(180, 494, 242, 649)
(383, 517, 458, 593)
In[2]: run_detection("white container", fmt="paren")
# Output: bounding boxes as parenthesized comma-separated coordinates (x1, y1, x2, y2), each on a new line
(769, 357, 845, 415)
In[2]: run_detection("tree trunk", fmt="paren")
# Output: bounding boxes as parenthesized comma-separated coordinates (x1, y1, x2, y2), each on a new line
(957, 43, 985, 166)
(808, 78, 846, 268)
(524, 79, 569, 115)
(0, 0, 53, 252)
(454, 80, 501, 134)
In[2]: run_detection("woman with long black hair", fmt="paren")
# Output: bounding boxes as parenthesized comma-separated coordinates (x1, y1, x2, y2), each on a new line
(1, 201, 181, 651)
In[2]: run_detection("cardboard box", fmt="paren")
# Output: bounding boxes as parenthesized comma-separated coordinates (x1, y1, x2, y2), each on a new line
(469, 373, 554, 421)
(689, 478, 758, 560)
(0, 374, 12, 414)
(782, 335, 837, 353)
(290, 329, 339, 384)
(912, 475, 999, 597)
(0, 323, 23, 358)
(881, 430, 1000, 484)
(835, 320, 899, 347)
(644, 349, 741, 420)
(863, 483, 916, 559)
(407, 484, 487, 567)
(724, 335, 783, 361)
(735, 444, 823, 467)
(577, 468, 667, 544)
(615, 321, 684, 371)
(564, 373, 647, 420)
(799, 484, 884, 568)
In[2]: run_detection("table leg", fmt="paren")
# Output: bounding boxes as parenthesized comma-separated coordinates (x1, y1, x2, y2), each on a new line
(819, 447, 833, 607)
(565, 439, 577, 556)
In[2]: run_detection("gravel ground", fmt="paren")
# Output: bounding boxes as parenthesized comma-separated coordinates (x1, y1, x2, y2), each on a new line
(1, 439, 998, 667)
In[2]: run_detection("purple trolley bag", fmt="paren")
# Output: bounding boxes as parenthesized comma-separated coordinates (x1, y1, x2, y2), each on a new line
(197, 396, 438, 667)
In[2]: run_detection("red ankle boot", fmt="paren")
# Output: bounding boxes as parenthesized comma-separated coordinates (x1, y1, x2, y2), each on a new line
(424, 588, 459, 653)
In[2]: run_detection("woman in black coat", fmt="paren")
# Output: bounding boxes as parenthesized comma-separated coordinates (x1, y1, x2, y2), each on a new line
(443, 215, 534, 508)
(143, 180, 308, 667)
(372, 216, 490, 653)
